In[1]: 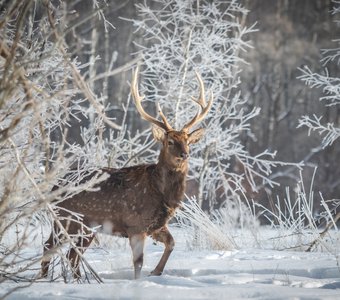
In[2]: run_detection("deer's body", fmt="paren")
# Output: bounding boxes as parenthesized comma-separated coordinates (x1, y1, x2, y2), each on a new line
(57, 159, 187, 237)
(41, 68, 212, 279)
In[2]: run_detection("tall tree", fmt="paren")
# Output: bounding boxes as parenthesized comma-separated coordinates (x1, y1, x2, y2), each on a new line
(127, 0, 297, 211)
(297, 0, 340, 213)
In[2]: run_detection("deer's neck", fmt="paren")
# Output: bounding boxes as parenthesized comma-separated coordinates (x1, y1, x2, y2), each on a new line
(155, 151, 188, 208)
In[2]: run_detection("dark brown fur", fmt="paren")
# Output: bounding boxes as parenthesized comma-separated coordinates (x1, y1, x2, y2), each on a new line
(41, 68, 212, 279)
(41, 130, 204, 279)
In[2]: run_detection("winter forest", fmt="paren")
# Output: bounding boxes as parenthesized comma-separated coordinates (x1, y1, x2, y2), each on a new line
(1, 0, 340, 299)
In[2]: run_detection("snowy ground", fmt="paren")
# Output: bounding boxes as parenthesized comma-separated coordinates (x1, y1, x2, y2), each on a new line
(1, 226, 340, 300)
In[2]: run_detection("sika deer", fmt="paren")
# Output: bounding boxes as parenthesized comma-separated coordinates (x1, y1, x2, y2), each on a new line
(41, 68, 213, 279)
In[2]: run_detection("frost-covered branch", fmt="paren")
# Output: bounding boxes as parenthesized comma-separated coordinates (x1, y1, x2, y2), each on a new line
(298, 66, 340, 106)
(298, 114, 340, 148)
(0, 0, 150, 285)
(298, 1, 340, 150)
(128, 0, 299, 211)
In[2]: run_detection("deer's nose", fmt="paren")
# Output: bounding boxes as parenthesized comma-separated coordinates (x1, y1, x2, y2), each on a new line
(181, 152, 189, 160)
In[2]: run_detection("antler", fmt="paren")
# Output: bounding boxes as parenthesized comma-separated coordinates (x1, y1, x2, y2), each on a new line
(182, 71, 213, 132)
(131, 67, 173, 132)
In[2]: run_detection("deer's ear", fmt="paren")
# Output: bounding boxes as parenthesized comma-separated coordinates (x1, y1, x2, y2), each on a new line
(152, 126, 166, 142)
(188, 128, 205, 144)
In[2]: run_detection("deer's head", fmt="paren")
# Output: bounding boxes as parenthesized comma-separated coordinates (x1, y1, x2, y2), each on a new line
(131, 68, 213, 169)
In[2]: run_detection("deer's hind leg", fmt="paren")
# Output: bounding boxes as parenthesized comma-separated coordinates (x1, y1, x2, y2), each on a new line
(41, 222, 60, 278)
(150, 226, 175, 276)
(67, 231, 95, 279)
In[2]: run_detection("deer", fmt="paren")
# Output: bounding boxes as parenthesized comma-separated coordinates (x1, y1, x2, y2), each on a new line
(41, 68, 213, 280)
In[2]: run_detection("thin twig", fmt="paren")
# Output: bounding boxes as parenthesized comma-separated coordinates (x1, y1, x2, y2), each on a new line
(306, 212, 340, 252)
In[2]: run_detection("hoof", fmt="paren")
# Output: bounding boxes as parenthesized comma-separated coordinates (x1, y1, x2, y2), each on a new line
(39, 270, 48, 279)
(149, 270, 162, 276)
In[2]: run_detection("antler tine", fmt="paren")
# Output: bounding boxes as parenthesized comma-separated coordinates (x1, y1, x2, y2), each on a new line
(194, 71, 206, 108)
(131, 67, 173, 132)
(156, 102, 173, 131)
(182, 72, 213, 132)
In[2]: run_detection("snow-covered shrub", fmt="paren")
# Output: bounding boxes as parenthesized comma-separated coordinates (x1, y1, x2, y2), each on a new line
(281, 0, 340, 255)
(0, 0, 129, 284)
(257, 170, 340, 255)
(176, 196, 236, 250)
(127, 0, 298, 213)
(297, 0, 340, 149)
(176, 195, 260, 250)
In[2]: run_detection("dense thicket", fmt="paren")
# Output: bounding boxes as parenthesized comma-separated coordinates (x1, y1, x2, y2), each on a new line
(66, 0, 339, 209)
(1, 0, 339, 287)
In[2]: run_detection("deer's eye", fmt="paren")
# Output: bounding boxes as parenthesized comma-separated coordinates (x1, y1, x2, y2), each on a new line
(168, 139, 174, 146)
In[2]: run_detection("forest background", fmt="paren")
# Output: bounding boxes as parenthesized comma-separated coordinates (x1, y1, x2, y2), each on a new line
(1, 0, 340, 292)
(61, 0, 339, 213)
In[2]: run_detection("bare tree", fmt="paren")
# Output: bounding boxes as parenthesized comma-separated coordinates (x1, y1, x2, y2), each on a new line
(297, 0, 340, 218)
(126, 0, 299, 212)
(0, 0, 144, 286)
(238, 0, 339, 207)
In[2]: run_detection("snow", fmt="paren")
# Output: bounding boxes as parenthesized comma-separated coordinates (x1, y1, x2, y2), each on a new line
(1, 227, 340, 300)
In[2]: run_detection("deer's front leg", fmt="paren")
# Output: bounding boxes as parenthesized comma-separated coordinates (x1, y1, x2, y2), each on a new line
(150, 226, 175, 276)
(129, 233, 146, 279)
